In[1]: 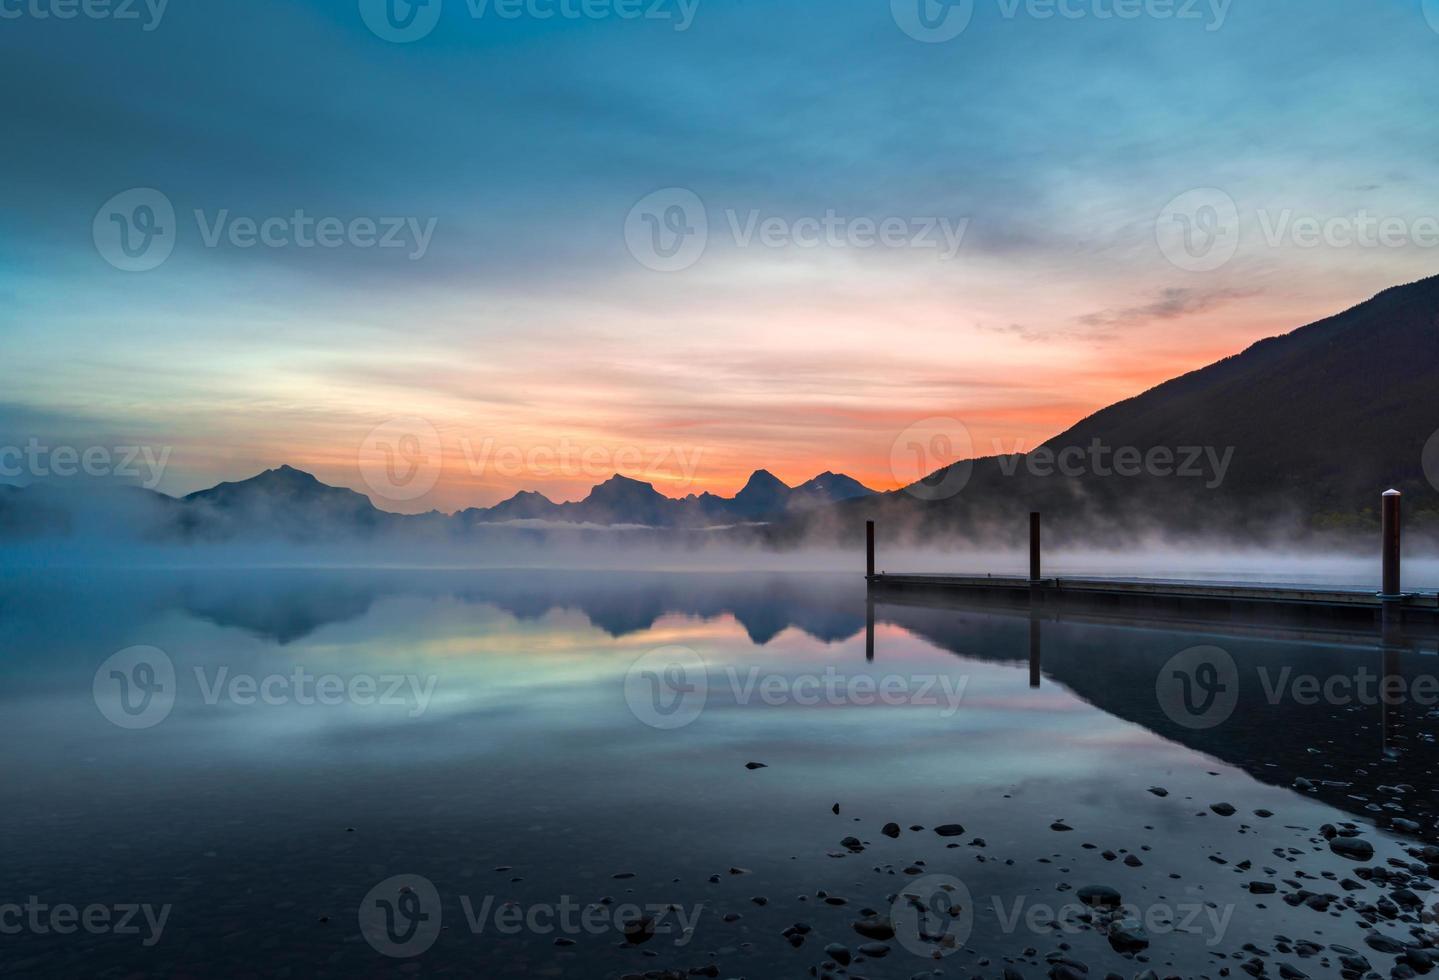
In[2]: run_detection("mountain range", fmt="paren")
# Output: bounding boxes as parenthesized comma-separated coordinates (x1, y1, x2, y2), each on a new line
(4, 272, 1439, 545)
(459, 469, 873, 528)
(783, 271, 1439, 544)
(0, 463, 877, 542)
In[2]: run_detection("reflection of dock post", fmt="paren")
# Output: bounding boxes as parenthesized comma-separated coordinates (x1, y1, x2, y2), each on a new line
(1029, 512, 1042, 583)
(1028, 610, 1041, 688)
(1382, 640, 1403, 758)
(866, 596, 875, 663)
(864, 520, 876, 661)
(1379, 491, 1405, 756)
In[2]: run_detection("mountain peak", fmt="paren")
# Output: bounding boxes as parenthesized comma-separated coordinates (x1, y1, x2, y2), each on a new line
(597, 474, 657, 489)
(740, 469, 790, 493)
(187, 464, 331, 500)
(584, 474, 665, 504)
(261, 464, 322, 485)
(792, 471, 875, 506)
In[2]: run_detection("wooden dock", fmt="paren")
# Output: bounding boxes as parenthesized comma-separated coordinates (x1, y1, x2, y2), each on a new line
(864, 492, 1437, 633)
(868, 571, 1439, 630)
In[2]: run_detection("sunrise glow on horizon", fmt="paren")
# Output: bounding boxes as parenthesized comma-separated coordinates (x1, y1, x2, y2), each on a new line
(3, 0, 1437, 512)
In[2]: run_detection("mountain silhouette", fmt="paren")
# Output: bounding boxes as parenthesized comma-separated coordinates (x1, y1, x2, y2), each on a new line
(728, 469, 792, 518)
(6, 273, 1439, 544)
(180, 464, 405, 541)
(457, 467, 876, 529)
(786, 273, 1439, 544)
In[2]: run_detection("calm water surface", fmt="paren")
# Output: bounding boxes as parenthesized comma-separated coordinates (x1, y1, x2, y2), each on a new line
(2, 569, 1436, 978)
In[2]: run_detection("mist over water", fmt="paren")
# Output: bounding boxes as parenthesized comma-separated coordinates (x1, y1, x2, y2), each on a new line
(7, 471, 1433, 594)
(4, 565, 1437, 977)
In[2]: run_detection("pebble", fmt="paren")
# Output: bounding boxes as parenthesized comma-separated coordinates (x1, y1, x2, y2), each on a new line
(1329, 837, 1375, 861)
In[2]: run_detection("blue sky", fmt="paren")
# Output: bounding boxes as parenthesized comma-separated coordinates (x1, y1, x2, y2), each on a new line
(2, 0, 1436, 509)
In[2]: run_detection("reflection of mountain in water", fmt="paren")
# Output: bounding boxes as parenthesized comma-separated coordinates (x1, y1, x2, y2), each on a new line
(8, 568, 1432, 840)
(167, 570, 870, 646)
(883, 600, 1439, 842)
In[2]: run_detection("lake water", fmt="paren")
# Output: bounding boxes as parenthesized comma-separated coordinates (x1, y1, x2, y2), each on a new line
(2, 568, 1437, 977)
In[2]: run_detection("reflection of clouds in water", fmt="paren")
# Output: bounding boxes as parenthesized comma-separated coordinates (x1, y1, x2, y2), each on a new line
(5, 566, 1438, 843)
(2, 565, 1431, 980)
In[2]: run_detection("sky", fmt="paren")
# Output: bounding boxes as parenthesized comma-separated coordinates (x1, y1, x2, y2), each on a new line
(1, 0, 1437, 512)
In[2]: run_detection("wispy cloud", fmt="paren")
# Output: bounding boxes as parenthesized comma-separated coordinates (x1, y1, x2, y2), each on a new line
(1077, 287, 1263, 330)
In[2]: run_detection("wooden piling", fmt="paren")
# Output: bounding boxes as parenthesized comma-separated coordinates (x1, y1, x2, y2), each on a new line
(866, 520, 875, 580)
(1382, 490, 1402, 599)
